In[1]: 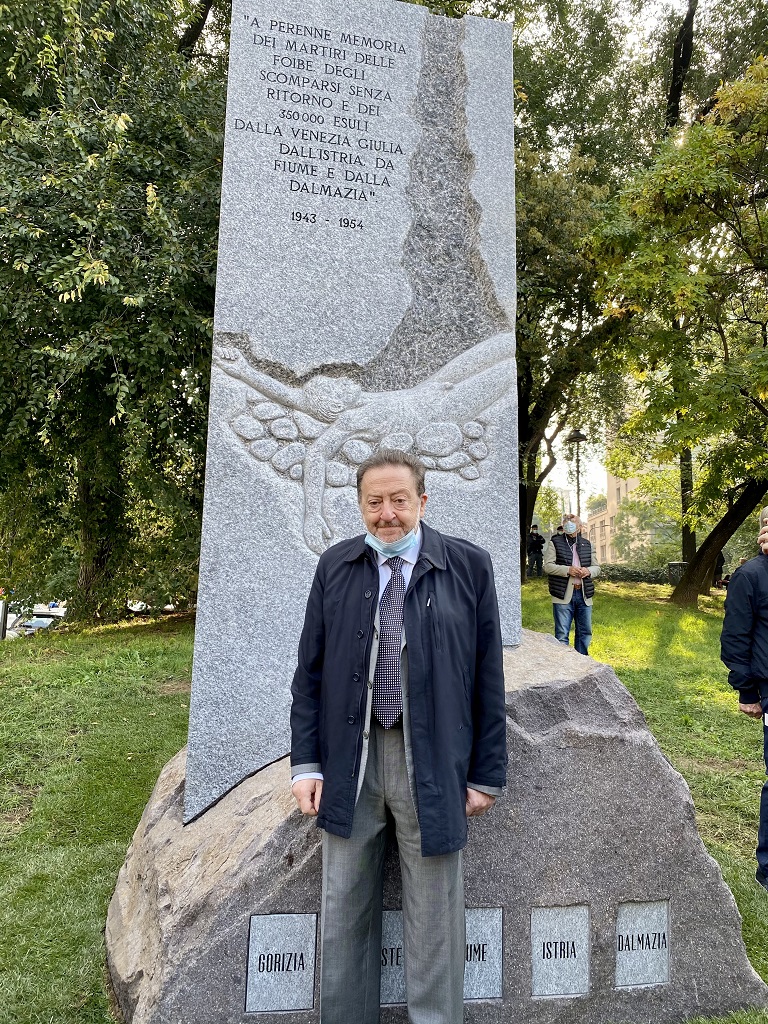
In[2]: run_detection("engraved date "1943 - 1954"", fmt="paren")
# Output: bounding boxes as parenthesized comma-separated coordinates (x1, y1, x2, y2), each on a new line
(289, 210, 363, 228)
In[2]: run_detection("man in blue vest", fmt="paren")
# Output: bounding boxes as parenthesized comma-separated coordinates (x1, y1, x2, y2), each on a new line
(542, 512, 600, 656)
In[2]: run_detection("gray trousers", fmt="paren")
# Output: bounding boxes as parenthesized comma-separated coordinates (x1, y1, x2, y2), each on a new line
(320, 722, 465, 1024)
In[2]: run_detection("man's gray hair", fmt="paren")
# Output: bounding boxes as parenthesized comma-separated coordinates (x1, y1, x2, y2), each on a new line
(356, 449, 427, 499)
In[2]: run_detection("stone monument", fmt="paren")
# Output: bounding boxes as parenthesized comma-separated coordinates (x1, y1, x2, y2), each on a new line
(185, 0, 519, 825)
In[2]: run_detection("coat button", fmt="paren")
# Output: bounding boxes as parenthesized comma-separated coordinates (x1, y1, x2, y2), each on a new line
(367, 681, 373, 689)
(363, 730, 369, 739)
(347, 716, 355, 724)
(353, 673, 360, 682)
(364, 590, 372, 599)
(357, 630, 364, 638)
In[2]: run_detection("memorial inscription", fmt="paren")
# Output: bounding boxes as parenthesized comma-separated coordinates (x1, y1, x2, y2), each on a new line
(530, 906, 590, 999)
(615, 901, 670, 989)
(380, 908, 504, 1005)
(231, 10, 414, 211)
(245, 914, 317, 1012)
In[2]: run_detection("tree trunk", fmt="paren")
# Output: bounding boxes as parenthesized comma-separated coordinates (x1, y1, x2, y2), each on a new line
(68, 376, 129, 620)
(670, 478, 768, 606)
(680, 446, 697, 562)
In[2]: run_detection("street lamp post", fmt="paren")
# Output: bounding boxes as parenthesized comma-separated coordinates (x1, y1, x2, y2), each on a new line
(565, 428, 588, 519)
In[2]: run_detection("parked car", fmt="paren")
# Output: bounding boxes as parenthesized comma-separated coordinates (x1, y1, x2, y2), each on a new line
(19, 615, 60, 637)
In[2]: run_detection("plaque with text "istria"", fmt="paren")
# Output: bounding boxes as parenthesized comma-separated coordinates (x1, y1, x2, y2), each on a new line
(530, 905, 590, 999)
(186, 0, 518, 823)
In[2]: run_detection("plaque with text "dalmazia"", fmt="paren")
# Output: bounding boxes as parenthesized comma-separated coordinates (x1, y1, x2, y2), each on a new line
(380, 908, 503, 1004)
(615, 900, 670, 989)
(245, 914, 317, 1012)
(530, 905, 590, 998)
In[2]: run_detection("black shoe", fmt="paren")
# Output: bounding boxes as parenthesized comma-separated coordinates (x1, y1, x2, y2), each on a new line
(757, 867, 768, 892)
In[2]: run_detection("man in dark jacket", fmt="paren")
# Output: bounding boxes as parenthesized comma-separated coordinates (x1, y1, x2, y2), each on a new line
(721, 505, 768, 892)
(527, 524, 545, 577)
(290, 449, 507, 1024)
(542, 512, 600, 655)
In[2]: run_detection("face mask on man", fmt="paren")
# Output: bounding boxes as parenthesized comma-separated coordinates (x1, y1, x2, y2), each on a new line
(563, 521, 578, 535)
(365, 527, 419, 558)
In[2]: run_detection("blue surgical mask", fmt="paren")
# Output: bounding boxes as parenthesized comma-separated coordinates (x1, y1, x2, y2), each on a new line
(365, 528, 418, 558)
(563, 521, 578, 535)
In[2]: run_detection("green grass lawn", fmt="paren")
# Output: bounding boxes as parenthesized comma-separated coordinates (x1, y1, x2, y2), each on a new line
(0, 587, 767, 1023)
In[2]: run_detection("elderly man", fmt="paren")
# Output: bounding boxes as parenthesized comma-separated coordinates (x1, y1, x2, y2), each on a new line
(721, 506, 768, 892)
(290, 449, 507, 1024)
(542, 512, 601, 656)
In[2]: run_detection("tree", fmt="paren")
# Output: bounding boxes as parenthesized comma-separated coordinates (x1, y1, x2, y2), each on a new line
(0, 0, 225, 616)
(598, 59, 768, 603)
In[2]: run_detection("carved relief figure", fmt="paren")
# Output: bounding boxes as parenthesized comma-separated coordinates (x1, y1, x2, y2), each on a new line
(214, 331, 515, 553)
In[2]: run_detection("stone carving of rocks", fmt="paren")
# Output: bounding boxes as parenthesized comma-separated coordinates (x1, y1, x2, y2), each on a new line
(380, 433, 414, 452)
(107, 631, 768, 1024)
(231, 415, 264, 442)
(438, 452, 471, 470)
(293, 411, 324, 439)
(269, 418, 299, 441)
(460, 465, 480, 480)
(348, 467, 358, 487)
(248, 400, 284, 420)
(462, 421, 485, 439)
(468, 441, 488, 461)
(271, 442, 306, 473)
(342, 439, 373, 464)
(415, 422, 464, 457)
(289, 464, 303, 481)
(325, 461, 349, 487)
(249, 439, 280, 461)
(420, 457, 437, 469)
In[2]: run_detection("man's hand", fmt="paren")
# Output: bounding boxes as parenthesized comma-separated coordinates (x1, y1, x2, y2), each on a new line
(739, 701, 763, 720)
(292, 778, 323, 815)
(466, 788, 495, 817)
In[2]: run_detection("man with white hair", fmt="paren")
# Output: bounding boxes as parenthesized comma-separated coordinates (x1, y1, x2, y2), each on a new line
(542, 512, 601, 656)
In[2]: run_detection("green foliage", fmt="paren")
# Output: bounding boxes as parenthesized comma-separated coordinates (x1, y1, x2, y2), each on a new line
(0, 0, 225, 616)
(532, 484, 563, 532)
(597, 562, 671, 583)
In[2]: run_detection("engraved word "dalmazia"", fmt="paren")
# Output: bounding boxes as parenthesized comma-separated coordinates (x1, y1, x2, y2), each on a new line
(617, 931, 668, 952)
(256, 951, 307, 972)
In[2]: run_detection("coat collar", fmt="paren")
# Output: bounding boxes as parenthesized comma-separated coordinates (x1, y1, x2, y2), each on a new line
(342, 520, 446, 570)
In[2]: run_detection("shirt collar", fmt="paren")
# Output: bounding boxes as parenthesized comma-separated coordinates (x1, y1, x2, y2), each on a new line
(374, 526, 423, 567)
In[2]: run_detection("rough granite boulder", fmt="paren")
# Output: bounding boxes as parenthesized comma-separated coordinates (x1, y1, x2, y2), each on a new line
(106, 630, 768, 1023)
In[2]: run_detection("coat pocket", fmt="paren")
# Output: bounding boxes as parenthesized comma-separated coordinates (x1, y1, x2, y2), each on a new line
(427, 591, 443, 651)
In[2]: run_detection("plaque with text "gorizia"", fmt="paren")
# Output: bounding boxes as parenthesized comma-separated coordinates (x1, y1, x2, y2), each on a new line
(615, 900, 670, 989)
(380, 908, 503, 1004)
(246, 914, 317, 1012)
(530, 905, 590, 998)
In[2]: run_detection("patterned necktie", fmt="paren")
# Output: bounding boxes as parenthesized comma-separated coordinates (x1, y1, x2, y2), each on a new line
(372, 556, 406, 728)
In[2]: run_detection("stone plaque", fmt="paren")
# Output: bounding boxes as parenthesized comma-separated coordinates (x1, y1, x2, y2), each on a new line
(530, 905, 590, 999)
(185, 0, 519, 822)
(380, 908, 503, 1004)
(464, 907, 503, 1000)
(245, 913, 317, 1012)
(615, 900, 670, 989)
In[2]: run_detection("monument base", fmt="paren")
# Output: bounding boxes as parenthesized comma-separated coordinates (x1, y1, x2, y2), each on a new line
(106, 631, 768, 1023)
